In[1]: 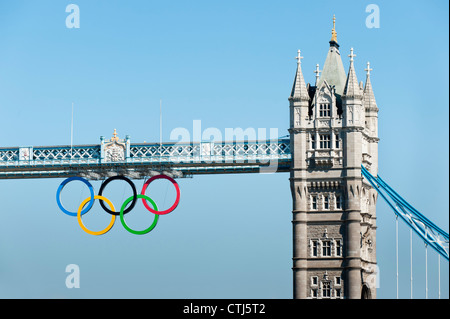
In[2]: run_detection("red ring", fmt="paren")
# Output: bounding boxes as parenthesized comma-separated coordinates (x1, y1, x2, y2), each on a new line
(140, 175, 180, 215)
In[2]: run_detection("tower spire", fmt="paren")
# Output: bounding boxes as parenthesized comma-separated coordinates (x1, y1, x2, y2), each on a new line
(343, 48, 362, 97)
(363, 62, 377, 109)
(290, 50, 309, 101)
(319, 14, 346, 94)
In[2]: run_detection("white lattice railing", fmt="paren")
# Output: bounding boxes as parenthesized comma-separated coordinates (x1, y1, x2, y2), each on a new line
(32, 146, 100, 160)
(1, 140, 289, 165)
(128, 141, 290, 164)
(0, 149, 18, 162)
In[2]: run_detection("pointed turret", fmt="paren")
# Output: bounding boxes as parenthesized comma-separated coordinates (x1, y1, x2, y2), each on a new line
(317, 15, 347, 95)
(363, 62, 377, 110)
(363, 61, 379, 139)
(289, 50, 309, 101)
(343, 48, 362, 98)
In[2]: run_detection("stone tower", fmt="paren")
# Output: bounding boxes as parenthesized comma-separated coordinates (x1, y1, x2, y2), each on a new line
(289, 16, 379, 299)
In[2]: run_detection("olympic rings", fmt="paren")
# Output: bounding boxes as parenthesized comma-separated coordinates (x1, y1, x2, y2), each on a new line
(141, 174, 181, 215)
(98, 175, 137, 216)
(120, 194, 159, 235)
(77, 195, 116, 236)
(56, 176, 95, 217)
(56, 175, 181, 236)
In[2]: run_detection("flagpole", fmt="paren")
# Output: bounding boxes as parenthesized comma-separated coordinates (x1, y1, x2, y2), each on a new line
(160, 99, 162, 147)
(71, 102, 74, 158)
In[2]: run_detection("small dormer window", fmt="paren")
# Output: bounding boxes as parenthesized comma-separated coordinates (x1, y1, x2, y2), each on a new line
(319, 103, 331, 117)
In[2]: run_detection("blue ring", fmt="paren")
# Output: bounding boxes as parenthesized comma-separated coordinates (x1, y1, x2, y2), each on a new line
(56, 177, 95, 217)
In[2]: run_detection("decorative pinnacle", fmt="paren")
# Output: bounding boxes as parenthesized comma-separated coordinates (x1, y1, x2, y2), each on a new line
(348, 48, 356, 62)
(365, 61, 373, 75)
(331, 14, 337, 42)
(314, 64, 321, 84)
(295, 49, 303, 65)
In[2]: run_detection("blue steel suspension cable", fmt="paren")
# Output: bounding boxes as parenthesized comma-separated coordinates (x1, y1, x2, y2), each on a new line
(376, 174, 448, 238)
(361, 165, 449, 261)
(369, 168, 448, 244)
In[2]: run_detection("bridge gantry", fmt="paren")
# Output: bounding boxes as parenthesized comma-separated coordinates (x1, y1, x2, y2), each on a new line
(0, 132, 291, 180)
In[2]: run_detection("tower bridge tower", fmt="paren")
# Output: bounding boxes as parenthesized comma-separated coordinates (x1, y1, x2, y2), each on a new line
(289, 16, 379, 299)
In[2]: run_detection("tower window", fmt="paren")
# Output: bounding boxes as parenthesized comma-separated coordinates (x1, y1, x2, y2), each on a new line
(311, 195, 317, 210)
(335, 288, 342, 298)
(319, 134, 331, 149)
(335, 276, 342, 286)
(311, 276, 319, 286)
(319, 104, 331, 117)
(335, 133, 340, 148)
(322, 281, 331, 298)
(322, 240, 331, 257)
(323, 196, 329, 209)
(311, 289, 318, 298)
(336, 195, 342, 209)
(335, 240, 343, 257)
(311, 240, 318, 257)
(311, 134, 316, 149)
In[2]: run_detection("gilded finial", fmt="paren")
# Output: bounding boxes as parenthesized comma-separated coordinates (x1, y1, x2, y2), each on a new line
(112, 129, 119, 142)
(331, 14, 337, 43)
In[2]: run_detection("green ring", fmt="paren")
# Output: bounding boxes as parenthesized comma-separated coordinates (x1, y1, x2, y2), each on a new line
(120, 194, 159, 235)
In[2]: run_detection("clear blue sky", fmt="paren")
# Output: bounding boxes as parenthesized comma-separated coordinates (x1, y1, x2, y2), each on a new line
(0, 0, 448, 298)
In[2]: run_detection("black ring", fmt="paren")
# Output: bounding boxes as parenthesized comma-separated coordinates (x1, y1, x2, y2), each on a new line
(98, 175, 137, 216)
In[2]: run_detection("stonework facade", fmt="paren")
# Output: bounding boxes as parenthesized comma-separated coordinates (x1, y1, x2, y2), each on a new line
(289, 20, 379, 299)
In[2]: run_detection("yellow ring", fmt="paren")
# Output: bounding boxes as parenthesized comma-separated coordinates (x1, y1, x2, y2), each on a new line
(77, 195, 116, 236)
